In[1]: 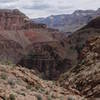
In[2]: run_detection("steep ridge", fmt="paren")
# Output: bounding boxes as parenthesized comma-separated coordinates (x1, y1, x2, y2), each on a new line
(63, 16, 100, 67)
(59, 36, 100, 99)
(82, 16, 100, 29)
(33, 8, 100, 32)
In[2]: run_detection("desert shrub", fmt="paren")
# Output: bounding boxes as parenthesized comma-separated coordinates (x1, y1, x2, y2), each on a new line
(8, 79, 16, 87)
(50, 93, 56, 98)
(38, 88, 45, 93)
(60, 96, 64, 100)
(75, 45, 82, 54)
(48, 95, 52, 100)
(9, 94, 16, 100)
(0, 73, 7, 80)
(0, 60, 15, 67)
(35, 84, 41, 90)
(2, 95, 7, 100)
(81, 59, 85, 65)
(5, 60, 13, 65)
(20, 92, 26, 96)
(60, 41, 65, 47)
(67, 96, 75, 100)
(36, 94, 42, 100)
(26, 84, 33, 90)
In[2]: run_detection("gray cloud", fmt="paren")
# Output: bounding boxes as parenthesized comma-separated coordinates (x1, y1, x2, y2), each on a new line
(0, 0, 17, 3)
(23, 4, 51, 10)
(0, 0, 100, 18)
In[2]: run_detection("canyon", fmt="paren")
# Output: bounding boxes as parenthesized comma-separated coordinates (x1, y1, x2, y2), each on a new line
(0, 9, 100, 100)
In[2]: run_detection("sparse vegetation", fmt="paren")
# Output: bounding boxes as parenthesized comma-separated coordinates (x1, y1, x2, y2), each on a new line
(48, 95, 52, 100)
(20, 92, 26, 96)
(38, 88, 45, 93)
(36, 94, 42, 100)
(0, 73, 7, 80)
(9, 94, 16, 100)
(26, 84, 33, 90)
(60, 96, 64, 100)
(35, 84, 41, 90)
(0, 60, 16, 67)
(2, 95, 7, 100)
(45, 90, 49, 95)
(8, 79, 16, 87)
(67, 96, 75, 100)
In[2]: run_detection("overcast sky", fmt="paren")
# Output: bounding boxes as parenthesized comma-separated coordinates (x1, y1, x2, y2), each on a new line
(0, 0, 100, 18)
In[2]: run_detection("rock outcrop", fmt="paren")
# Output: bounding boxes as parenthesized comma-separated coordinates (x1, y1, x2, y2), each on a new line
(57, 17, 100, 99)
(0, 9, 46, 30)
(59, 36, 100, 99)
(0, 9, 27, 30)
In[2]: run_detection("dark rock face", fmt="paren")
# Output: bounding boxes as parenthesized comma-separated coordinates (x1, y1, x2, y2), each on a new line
(33, 8, 100, 32)
(18, 43, 72, 80)
(58, 17, 100, 99)
(82, 16, 100, 29)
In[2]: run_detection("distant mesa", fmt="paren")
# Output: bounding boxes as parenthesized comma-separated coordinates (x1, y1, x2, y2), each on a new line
(33, 8, 100, 33)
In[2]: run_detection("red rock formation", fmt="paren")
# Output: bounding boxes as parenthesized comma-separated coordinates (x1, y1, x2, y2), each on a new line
(0, 9, 26, 30)
(0, 9, 47, 30)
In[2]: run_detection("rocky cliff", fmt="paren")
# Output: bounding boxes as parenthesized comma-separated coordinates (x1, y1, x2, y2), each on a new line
(62, 16, 100, 68)
(59, 36, 100, 99)
(0, 9, 47, 30)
